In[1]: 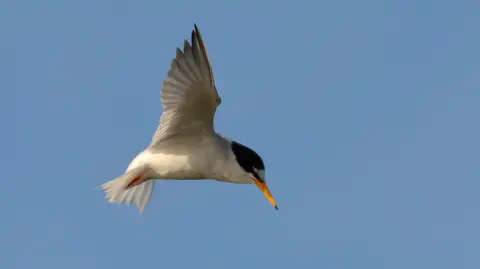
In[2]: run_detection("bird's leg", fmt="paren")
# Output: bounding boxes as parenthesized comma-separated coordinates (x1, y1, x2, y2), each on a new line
(125, 173, 145, 189)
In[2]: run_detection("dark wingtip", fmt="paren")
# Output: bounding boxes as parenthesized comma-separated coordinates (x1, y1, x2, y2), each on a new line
(275, 205, 279, 210)
(193, 23, 200, 35)
(191, 23, 200, 46)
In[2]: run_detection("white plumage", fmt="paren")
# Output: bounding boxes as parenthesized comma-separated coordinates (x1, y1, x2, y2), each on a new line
(98, 24, 277, 213)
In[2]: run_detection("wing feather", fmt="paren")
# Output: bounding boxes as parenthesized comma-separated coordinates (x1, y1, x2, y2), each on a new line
(150, 24, 221, 146)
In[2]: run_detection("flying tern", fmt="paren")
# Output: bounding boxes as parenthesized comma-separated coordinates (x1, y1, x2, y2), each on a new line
(99, 24, 278, 213)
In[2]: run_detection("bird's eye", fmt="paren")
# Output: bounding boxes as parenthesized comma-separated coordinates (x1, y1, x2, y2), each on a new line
(252, 167, 265, 182)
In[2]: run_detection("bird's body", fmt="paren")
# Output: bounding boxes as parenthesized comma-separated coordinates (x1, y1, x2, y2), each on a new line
(127, 134, 251, 183)
(99, 24, 277, 212)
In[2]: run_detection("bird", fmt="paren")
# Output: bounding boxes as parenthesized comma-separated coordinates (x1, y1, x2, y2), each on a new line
(98, 24, 278, 213)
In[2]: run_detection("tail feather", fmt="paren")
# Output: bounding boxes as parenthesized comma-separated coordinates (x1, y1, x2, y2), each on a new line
(99, 166, 155, 213)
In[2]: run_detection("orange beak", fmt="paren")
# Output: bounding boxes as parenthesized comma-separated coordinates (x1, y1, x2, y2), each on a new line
(252, 177, 278, 210)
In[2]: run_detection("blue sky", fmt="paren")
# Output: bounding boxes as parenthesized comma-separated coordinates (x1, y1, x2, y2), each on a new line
(2, 0, 479, 268)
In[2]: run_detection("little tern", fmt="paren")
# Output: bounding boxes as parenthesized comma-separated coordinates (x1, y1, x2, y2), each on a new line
(99, 24, 278, 212)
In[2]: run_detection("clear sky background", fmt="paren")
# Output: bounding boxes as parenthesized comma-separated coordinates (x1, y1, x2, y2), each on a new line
(1, 0, 479, 268)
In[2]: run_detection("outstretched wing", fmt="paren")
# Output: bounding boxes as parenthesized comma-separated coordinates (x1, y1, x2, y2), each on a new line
(150, 24, 222, 146)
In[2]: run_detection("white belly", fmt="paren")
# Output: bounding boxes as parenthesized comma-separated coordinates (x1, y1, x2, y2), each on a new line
(148, 151, 209, 179)
(127, 136, 228, 180)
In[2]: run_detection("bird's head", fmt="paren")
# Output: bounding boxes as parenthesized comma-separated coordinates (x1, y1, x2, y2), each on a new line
(231, 141, 278, 210)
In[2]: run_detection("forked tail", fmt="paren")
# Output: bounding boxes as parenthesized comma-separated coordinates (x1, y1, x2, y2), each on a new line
(98, 165, 155, 213)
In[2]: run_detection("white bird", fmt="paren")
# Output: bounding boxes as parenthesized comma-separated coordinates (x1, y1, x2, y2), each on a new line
(99, 24, 277, 213)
